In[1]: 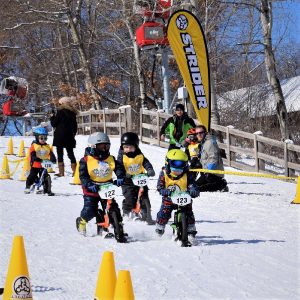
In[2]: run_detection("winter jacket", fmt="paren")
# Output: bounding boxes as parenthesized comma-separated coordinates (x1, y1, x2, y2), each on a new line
(199, 134, 224, 178)
(50, 104, 78, 148)
(157, 167, 199, 199)
(29, 141, 56, 168)
(160, 113, 196, 145)
(79, 147, 125, 197)
(117, 147, 155, 184)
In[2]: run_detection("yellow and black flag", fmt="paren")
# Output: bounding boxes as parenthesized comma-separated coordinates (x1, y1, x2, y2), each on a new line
(167, 10, 211, 130)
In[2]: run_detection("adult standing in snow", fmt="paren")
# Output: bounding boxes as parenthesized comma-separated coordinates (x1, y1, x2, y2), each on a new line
(50, 96, 78, 177)
(159, 103, 196, 151)
(195, 125, 228, 192)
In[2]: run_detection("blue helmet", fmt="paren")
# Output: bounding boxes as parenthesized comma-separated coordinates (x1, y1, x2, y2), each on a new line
(33, 127, 48, 136)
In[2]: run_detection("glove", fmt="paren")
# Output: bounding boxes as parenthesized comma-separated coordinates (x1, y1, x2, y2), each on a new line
(116, 178, 124, 187)
(87, 183, 99, 193)
(159, 188, 171, 197)
(147, 169, 155, 177)
(188, 187, 199, 198)
(207, 163, 217, 170)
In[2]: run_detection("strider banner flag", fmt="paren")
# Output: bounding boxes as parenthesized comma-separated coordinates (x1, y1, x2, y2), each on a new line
(167, 10, 211, 130)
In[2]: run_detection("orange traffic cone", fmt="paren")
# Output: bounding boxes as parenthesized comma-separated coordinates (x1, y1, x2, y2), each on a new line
(3, 236, 33, 300)
(0, 155, 11, 179)
(70, 161, 81, 185)
(114, 270, 135, 300)
(291, 176, 300, 204)
(94, 251, 117, 300)
(5, 137, 15, 155)
(16, 140, 26, 157)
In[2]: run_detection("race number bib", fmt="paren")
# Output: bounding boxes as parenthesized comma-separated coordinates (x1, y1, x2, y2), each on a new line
(171, 192, 192, 206)
(41, 160, 53, 169)
(132, 174, 149, 187)
(99, 183, 116, 199)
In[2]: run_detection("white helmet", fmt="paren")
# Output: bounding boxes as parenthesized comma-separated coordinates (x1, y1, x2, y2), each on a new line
(88, 132, 110, 146)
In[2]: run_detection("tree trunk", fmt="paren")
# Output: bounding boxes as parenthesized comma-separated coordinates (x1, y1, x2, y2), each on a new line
(260, 0, 289, 140)
(64, 0, 100, 109)
(123, 1, 146, 106)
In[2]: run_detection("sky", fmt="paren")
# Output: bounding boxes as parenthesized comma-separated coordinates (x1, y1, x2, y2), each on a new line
(0, 135, 299, 300)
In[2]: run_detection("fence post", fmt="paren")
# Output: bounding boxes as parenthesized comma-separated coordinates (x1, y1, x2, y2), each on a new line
(253, 131, 265, 172)
(226, 126, 233, 167)
(139, 109, 143, 142)
(284, 142, 289, 177)
(103, 109, 106, 133)
(157, 111, 160, 147)
(118, 108, 121, 135)
(126, 106, 132, 132)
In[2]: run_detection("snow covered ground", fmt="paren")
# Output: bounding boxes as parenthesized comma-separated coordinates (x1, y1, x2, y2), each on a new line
(0, 135, 299, 300)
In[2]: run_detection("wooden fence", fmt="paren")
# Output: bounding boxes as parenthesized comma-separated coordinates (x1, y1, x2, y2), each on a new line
(77, 106, 133, 136)
(77, 107, 300, 177)
(139, 109, 300, 177)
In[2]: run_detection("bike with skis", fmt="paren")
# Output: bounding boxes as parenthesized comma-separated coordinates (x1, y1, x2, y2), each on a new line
(77, 181, 128, 243)
(28, 160, 54, 196)
(128, 173, 155, 225)
(170, 190, 195, 247)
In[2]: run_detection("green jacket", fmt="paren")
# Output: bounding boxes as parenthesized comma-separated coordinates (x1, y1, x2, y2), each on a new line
(160, 113, 196, 144)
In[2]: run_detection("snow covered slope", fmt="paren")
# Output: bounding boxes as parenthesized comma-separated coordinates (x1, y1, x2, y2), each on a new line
(0, 135, 299, 300)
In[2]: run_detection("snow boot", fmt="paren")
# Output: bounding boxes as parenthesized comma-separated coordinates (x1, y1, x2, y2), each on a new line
(55, 162, 64, 177)
(155, 224, 165, 236)
(71, 163, 77, 177)
(76, 217, 87, 236)
(24, 187, 30, 194)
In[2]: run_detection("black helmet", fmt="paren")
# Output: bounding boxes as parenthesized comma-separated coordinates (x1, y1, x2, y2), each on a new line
(121, 132, 139, 147)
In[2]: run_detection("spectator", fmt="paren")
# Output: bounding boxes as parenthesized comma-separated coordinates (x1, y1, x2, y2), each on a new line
(160, 103, 196, 150)
(50, 96, 78, 177)
(195, 125, 228, 192)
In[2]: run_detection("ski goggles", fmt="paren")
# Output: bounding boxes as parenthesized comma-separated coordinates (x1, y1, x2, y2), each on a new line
(169, 160, 187, 169)
(95, 143, 110, 151)
(38, 135, 48, 141)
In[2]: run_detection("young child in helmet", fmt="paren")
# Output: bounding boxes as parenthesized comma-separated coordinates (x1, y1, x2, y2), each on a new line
(117, 132, 156, 225)
(155, 149, 200, 244)
(76, 132, 127, 242)
(24, 127, 56, 195)
(183, 127, 202, 169)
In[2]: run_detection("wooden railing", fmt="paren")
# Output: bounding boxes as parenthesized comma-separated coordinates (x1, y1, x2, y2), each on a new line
(76, 107, 300, 177)
(140, 109, 300, 177)
(77, 106, 133, 136)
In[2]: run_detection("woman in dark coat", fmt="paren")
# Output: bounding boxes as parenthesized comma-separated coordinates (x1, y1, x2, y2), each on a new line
(50, 96, 78, 176)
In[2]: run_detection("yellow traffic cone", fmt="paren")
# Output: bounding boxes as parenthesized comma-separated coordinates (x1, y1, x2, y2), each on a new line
(5, 137, 15, 155)
(19, 157, 31, 181)
(94, 251, 117, 300)
(113, 270, 135, 300)
(3, 236, 33, 300)
(291, 176, 300, 204)
(70, 161, 81, 185)
(0, 155, 11, 179)
(16, 140, 26, 157)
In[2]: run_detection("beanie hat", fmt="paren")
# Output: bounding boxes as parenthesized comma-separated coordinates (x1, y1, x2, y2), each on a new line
(58, 96, 76, 105)
(175, 103, 185, 111)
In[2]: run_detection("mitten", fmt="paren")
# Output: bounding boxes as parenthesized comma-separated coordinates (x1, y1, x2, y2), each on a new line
(116, 178, 124, 187)
(147, 169, 155, 177)
(188, 186, 199, 198)
(87, 183, 99, 193)
(159, 188, 171, 197)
